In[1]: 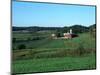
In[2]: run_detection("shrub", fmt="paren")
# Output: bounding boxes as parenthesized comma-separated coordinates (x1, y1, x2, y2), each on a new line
(27, 38, 31, 41)
(13, 38, 16, 43)
(76, 43, 85, 56)
(89, 27, 96, 38)
(32, 37, 40, 40)
(56, 32, 62, 37)
(18, 44, 26, 49)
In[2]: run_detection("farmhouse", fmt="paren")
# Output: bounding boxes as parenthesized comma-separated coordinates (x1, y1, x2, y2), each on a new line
(63, 29, 72, 39)
(51, 29, 78, 39)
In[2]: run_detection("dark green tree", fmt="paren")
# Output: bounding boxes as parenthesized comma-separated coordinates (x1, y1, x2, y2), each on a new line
(18, 44, 26, 49)
(13, 38, 16, 43)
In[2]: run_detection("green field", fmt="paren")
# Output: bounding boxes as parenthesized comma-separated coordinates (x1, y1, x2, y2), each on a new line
(12, 53, 96, 73)
(12, 31, 96, 74)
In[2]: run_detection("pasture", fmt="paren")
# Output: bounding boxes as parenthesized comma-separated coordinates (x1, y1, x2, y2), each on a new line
(12, 53, 96, 73)
(12, 31, 96, 74)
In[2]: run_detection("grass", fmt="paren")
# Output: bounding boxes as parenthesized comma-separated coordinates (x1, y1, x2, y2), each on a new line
(13, 33, 95, 50)
(13, 31, 51, 40)
(12, 32, 96, 74)
(12, 53, 96, 74)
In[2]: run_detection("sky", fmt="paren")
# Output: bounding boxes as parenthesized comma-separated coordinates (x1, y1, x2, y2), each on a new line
(12, 1, 96, 27)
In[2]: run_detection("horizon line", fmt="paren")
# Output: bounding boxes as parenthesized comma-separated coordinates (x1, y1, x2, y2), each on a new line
(13, 24, 96, 28)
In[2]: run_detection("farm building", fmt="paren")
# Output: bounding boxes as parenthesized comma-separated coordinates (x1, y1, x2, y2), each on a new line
(51, 33, 57, 39)
(63, 32, 72, 39)
(51, 29, 78, 39)
(63, 29, 72, 39)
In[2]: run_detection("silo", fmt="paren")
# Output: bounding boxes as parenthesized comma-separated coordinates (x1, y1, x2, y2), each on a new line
(70, 29, 72, 34)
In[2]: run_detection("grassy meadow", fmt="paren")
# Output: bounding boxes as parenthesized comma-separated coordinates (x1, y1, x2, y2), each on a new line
(12, 30, 96, 74)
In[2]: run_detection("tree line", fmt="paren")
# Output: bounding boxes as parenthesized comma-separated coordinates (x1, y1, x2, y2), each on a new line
(13, 24, 96, 34)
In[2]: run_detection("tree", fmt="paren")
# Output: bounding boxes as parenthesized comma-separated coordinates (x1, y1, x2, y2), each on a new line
(13, 38, 16, 43)
(70, 25, 89, 33)
(62, 27, 69, 33)
(89, 24, 96, 38)
(18, 44, 26, 49)
(56, 32, 61, 37)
